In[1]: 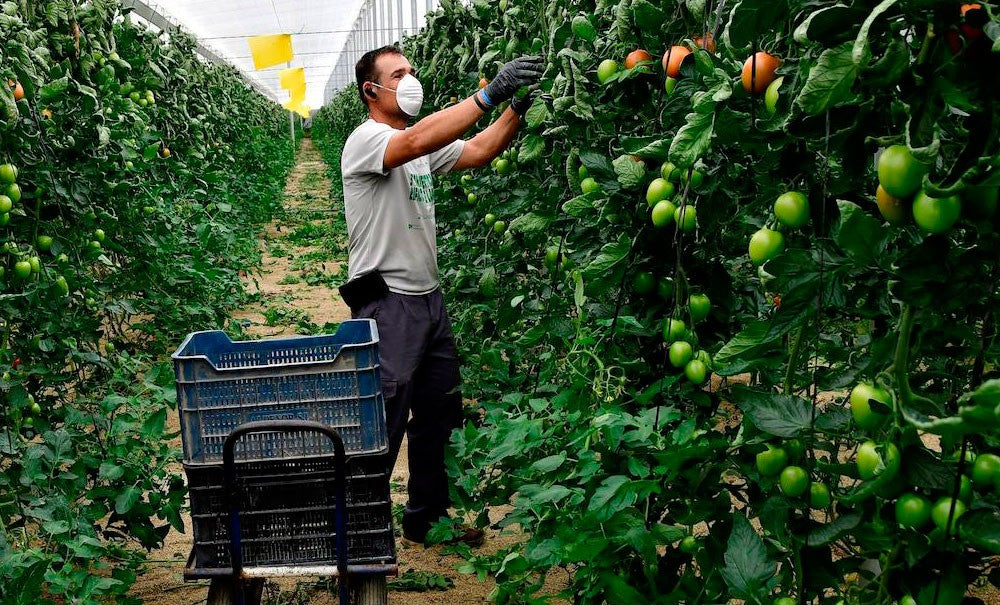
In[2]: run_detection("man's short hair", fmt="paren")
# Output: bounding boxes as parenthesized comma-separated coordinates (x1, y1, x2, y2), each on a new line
(356, 45, 403, 107)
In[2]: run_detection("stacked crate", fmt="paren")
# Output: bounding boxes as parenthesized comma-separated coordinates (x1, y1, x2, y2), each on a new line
(172, 320, 395, 570)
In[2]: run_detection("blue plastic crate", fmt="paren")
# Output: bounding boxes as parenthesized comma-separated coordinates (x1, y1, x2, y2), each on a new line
(172, 320, 387, 463)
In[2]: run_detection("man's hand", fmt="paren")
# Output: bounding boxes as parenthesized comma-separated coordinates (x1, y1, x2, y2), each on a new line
(510, 88, 540, 118)
(480, 56, 544, 108)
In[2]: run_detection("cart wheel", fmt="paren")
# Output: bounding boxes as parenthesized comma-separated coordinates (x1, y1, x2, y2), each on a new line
(350, 575, 388, 605)
(207, 578, 264, 605)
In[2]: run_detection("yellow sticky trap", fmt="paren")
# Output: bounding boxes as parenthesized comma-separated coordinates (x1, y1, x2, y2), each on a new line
(278, 67, 305, 91)
(295, 105, 311, 118)
(247, 34, 293, 70)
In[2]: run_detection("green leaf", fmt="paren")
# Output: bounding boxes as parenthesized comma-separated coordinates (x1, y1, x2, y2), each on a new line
(115, 486, 142, 515)
(720, 514, 778, 599)
(723, 0, 788, 50)
(806, 513, 862, 546)
(579, 151, 615, 178)
(39, 76, 69, 102)
(833, 200, 885, 266)
(959, 509, 1000, 554)
(508, 212, 552, 233)
(852, 0, 898, 64)
(529, 453, 567, 473)
(793, 5, 866, 45)
(563, 193, 600, 217)
(524, 98, 551, 130)
(518, 134, 546, 163)
(686, 0, 707, 18)
(621, 136, 671, 161)
(612, 154, 645, 190)
(142, 407, 166, 438)
(713, 321, 781, 371)
(600, 571, 646, 604)
(143, 143, 160, 160)
(669, 109, 715, 169)
(99, 462, 125, 482)
(796, 43, 860, 115)
(902, 447, 955, 491)
(730, 385, 815, 438)
(583, 235, 631, 279)
(631, 0, 665, 33)
(588, 475, 637, 518)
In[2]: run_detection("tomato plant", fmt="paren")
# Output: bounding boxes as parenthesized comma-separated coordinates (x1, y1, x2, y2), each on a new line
(0, 2, 294, 602)
(314, 0, 1000, 602)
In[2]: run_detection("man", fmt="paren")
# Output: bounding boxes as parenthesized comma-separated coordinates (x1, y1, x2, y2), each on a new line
(339, 46, 542, 546)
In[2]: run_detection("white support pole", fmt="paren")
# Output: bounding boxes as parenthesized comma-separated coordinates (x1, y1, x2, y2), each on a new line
(287, 61, 295, 146)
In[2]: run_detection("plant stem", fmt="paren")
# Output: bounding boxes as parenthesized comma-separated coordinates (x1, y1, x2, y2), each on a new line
(891, 304, 916, 414)
(784, 325, 806, 395)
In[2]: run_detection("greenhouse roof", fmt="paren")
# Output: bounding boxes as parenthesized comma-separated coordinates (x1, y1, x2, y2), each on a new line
(129, 0, 442, 110)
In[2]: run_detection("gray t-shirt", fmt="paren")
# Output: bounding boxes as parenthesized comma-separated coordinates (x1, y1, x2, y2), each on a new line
(341, 119, 465, 295)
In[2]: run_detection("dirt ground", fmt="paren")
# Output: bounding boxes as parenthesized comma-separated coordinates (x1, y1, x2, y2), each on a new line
(128, 139, 513, 605)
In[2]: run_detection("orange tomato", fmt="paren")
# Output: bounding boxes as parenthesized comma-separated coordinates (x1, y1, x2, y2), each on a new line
(478, 77, 488, 89)
(11, 80, 24, 101)
(741, 52, 781, 94)
(694, 34, 716, 53)
(661, 46, 691, 78)
(625, 49, 653, 69)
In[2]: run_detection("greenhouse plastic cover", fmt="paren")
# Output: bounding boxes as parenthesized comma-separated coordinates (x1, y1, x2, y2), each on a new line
(132, 0, 443, 110)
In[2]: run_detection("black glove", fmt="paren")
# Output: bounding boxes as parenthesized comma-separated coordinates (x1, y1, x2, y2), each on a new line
(510, 88, 539, 117)
(481, 56, 544, 108)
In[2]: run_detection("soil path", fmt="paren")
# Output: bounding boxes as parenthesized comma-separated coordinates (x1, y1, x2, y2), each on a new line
(128, 139, 511, 605)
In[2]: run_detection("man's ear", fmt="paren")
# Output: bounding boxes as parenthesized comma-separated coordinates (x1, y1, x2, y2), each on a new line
(365, 85, 377, 99)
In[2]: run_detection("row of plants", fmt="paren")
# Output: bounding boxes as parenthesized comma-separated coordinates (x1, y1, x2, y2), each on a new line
(0, 1, 295, 602)
(319, 0, 999, 602)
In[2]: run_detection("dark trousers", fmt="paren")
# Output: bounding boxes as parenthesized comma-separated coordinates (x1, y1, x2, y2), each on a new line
(353, 289, 463, 540)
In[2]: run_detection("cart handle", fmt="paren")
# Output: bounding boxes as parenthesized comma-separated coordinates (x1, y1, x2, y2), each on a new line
(222, 420, 350, 605)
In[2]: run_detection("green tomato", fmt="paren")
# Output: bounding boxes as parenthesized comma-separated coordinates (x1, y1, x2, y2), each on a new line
(755, 445, 788, 476)
(958, 474, 973, 504)
(36, 235, 53, 251)
(684, 359, 708, 384)
(0, 195, 12, 213)
(578, 165, 588, 180)
(651, 200, 677, 228)
(493, 220, 506, 234)
(94, 228, 106, 242)
(484, 213, 497, 227)
(856, 441, 900, 481)
(673, 205, 697, 232)
(669, 341, 693, 367)
(931, 497, 966, 533)
(580, 177, 600, 194)
(660, 161, 678, 181)
(13, 260, 31, 279)
(0, 164, 17, 184)
(679, 535, 699, 554)
(895, 493, 932, 528)
(597, 59, 618, 84)
(681, 169, 705, 189)
(632, 271, 656, 295)
(664, 76, 678, 94)
(54, 275, 69, 296)
(6, 183, 21, 203)
(912, 190, 961, 234)
(461, 174, 472, 184)
(785, 439, 806, 462)
(748, 228, 785, 265)
(467, 192, 477, 204)
(849, 382, 891, 430)
(774, 597, 796, 605)
(878, 145, 927, 199)
(0, 213, 8, 227)
(495, 158, 512, 175)
(809, 482, 831, 509)
(695, 349, 712, 368)
(28, 256, 40, 274)
(657, 276, 674, 301)
(663, 318, 687, 343)
(774, 191, 809, 228)
(779, 465, 809, 497)
(688, 293, 711, 323)
(764, 76, 784, 114)
(971, 453, 1000, 488)
(646, 178, 675, 206)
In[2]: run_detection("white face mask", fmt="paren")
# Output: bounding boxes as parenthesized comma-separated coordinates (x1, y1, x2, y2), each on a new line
(371, 74, 424, 117)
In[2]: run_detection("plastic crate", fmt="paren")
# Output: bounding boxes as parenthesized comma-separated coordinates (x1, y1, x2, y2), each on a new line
(172, 320, 387, 463)
(185, 452, 396, 570)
